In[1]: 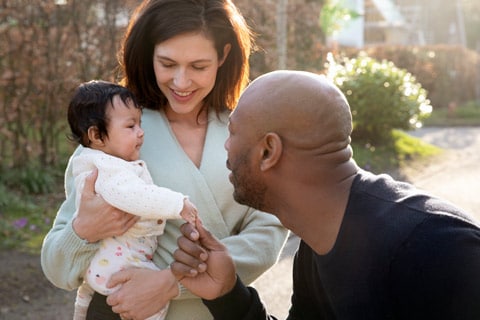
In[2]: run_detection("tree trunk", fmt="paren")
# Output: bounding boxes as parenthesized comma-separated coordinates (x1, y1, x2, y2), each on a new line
(276, 0, 288, 69)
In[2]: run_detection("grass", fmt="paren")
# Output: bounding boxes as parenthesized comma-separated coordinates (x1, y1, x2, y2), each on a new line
(352, 129, 442, 174)
(0, 165, 66, 253)
(352, 100, 480, 173)
(0, 187, 64, 253)
(423, 100, 480, 127)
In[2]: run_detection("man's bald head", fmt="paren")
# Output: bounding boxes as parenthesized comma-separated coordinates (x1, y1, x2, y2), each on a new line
(226, 70, 358, 217)
(236, 70, 352, 155)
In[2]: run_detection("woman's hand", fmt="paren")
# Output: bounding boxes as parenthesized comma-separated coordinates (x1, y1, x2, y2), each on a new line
(72, 168, 139, 243)
(106, 268, 178, 319)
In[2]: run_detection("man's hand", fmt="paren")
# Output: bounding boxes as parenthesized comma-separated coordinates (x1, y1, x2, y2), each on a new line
(171, 219, 237, 300)
(72, 168, 139, 243)
(106, 268, 177, 320)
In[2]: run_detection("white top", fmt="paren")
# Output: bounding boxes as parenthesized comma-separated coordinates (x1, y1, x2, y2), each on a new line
(72, 148, 185, 237)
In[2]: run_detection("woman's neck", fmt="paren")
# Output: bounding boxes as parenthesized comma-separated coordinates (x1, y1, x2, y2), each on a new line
(164, 105, 208, 168)
(164, 105, 208, 126)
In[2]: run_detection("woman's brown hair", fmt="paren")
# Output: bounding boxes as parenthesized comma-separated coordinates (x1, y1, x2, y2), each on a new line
(118, 0, 253, 115)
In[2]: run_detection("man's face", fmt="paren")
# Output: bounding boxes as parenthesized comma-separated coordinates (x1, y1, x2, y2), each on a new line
(225, 108, 267, 210)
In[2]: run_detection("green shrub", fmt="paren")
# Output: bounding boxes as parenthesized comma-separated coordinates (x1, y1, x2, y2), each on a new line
(346, 45, 480, 110)
(0, 183, 9, 209)
(0, 164, 58, 194)
(327, 52, 432, 143)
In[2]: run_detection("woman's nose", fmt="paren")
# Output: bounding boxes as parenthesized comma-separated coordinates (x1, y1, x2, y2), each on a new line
(173, 68, 192, 88)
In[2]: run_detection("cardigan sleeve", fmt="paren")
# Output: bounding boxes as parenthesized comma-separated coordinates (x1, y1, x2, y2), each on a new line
(221, 208, 288, 286)
(41, 147, 100, 290)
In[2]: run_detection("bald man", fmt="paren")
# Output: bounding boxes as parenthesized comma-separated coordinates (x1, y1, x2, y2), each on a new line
(172, 70, 480, 319)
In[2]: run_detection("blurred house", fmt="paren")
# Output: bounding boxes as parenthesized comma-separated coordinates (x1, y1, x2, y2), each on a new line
(336, 0, 467, 47)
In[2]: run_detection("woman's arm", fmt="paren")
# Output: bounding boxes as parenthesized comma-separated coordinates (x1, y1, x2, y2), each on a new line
(41, 149, 96, 290)
(107, 268, 179, 320)
(222, 208, 289, 285)
(40, 150, 137, 290)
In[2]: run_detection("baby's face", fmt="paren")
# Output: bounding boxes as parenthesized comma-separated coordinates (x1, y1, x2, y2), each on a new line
(101, 96, 144, 161)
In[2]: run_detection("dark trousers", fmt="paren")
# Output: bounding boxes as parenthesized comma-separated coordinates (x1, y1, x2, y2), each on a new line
(86, 292, 121, 320)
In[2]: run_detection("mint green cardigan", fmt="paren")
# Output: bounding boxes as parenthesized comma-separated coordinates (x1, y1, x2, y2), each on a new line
(41, 109, 288, 319)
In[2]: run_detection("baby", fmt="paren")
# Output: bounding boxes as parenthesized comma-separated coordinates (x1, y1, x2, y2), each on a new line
(67, 80, 197, 320)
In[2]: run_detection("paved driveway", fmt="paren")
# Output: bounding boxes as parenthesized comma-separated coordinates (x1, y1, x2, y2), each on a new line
(406, 126, 480, 222)
(253, 126, 480, 319)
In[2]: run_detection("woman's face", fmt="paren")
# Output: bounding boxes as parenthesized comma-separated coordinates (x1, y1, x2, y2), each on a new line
(153, 32, 227, 116)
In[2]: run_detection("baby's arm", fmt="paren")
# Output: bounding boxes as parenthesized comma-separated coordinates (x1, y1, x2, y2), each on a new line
(179, 198, 198, 225)
(93, 157, 186, 220)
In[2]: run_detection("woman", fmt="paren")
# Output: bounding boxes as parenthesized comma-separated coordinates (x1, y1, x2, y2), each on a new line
(41, 1, 288, 319)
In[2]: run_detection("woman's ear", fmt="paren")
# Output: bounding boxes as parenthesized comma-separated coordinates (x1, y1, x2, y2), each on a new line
(87, 126, 105, 147)
(259, 132, 282, 171)
(218, 43, 232, 67)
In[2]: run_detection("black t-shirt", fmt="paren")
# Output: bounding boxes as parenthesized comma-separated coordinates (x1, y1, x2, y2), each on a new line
(205, 170, 480, 320)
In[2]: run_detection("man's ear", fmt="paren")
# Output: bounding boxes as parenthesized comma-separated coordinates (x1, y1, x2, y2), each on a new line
(259, 132, 282, 171)
(87, 126, 105, 147)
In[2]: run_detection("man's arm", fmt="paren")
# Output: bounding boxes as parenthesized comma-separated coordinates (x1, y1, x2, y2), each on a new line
(203, 277, 277, 320)
(171, 219, 277, 320)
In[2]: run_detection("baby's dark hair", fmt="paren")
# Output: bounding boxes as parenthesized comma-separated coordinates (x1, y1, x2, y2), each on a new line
(67, 80, 141, 147)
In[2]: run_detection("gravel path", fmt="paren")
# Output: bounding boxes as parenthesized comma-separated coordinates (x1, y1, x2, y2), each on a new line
(404, 126, 480, 221)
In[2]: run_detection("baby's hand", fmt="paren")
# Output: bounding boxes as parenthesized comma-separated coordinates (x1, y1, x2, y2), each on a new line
(180, 198, 198, 225)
